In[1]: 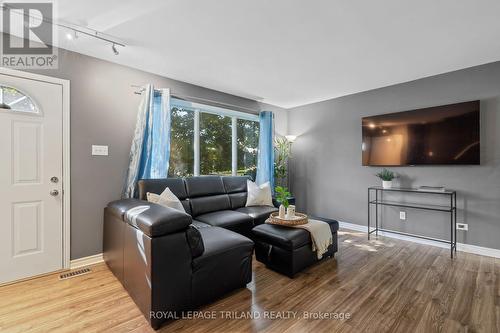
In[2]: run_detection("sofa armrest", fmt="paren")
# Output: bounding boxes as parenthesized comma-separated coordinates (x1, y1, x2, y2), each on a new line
(107, 199, 192, 237)
(107, 198, 146, 219)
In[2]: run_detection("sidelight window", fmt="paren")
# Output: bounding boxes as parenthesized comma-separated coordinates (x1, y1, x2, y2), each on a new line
(0, 85, 38, 113)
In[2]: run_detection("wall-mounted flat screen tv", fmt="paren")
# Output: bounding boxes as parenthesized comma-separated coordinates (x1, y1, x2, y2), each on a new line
(362, 101, 480, 166)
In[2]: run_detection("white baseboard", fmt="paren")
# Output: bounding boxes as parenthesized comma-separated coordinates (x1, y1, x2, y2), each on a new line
(338, 221, 500, 259)
(70, 253, 104, 269)
(457, 243, 500, 258)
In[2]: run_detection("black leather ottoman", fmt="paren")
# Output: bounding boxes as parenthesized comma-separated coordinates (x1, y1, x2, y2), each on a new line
(252, 217, 338, 278)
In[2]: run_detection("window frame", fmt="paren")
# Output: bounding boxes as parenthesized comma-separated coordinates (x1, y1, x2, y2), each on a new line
(170, 98, 259, 177)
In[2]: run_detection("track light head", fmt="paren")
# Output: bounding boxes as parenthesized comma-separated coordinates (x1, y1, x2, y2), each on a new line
(111, 43, 119, 55)
(66, 30, 78, 40)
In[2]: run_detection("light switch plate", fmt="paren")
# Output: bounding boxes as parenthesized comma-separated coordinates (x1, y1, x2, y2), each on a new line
(399, 211, 406, 220)
(92, 145, 108, 156)
(456, 223, 468, 231)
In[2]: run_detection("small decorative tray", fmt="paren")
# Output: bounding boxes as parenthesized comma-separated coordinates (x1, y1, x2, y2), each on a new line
(267, 212, 308, 226)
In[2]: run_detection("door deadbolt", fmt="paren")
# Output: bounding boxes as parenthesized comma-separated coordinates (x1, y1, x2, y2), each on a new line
(50, 176, 59, 183)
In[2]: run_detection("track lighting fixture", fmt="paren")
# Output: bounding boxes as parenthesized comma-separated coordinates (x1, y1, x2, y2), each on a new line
(112, 43, 119, 55)
(65, 27, 122, 55)
(65, 29, 78, 40)
(1, 3, 124, 55)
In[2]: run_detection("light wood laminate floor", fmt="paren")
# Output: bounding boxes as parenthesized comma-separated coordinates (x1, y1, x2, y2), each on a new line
(0, 229, 498, 333)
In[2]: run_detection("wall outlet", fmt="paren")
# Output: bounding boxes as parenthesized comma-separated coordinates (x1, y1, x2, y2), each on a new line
(399, 211, 406, 220)
(92, 145, 108, 156)
(456, 223, 468, 231)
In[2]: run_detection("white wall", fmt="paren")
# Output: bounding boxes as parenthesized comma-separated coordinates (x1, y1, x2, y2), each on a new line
(273, 108, 289, 137)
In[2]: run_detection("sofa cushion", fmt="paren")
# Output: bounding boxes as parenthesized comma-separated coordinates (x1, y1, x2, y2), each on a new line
(146, 187, 186, 213)
(252, 224, 311, 250)
(138, 178, 192, 215)
(138, 178, 187, 200)
(191, 220, 212, 229)
(245, 180, 273, 207)
(222, 176, 249, 193)
(181, 201, 191, 214)
(193, 226, 254, 270)
(185, 176, 225, 197)
(189, 194, 231, 217)
(196, 210, 253, 236)
(228, 192, 247, 209)
(235, 206, 278, 225)
(222, 176, 250, 209)
(252, 219, 339, 251)
(192, 226, 254, 305)
(186, 225, 204, 258)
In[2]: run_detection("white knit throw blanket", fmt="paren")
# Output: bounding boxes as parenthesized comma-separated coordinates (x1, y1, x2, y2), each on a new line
(293, 219, 333, 259)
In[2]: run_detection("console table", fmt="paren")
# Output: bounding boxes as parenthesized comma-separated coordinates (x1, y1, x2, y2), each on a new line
(367, 186, 457, 258)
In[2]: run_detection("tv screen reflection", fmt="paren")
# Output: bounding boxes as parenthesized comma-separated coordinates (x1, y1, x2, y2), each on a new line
(362, 101, 480, 166)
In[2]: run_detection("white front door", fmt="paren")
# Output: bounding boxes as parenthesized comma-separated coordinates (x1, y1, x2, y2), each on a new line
(0, 72, 65, 284)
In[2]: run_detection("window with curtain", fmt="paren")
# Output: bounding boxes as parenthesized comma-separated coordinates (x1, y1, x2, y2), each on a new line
(167, 98, 259, 178)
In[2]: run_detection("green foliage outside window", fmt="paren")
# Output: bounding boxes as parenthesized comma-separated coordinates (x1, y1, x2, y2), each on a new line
(168, 107, 194, 177)
(200, 113, 232, 175)
(237, 119, 259, 180)
(168, 105, 259, 178)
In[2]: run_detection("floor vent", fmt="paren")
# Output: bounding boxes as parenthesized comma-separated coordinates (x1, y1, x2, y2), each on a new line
(59, 267, 91, 280)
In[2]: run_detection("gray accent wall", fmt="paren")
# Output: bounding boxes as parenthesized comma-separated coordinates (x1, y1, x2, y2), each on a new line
(24, 45, 286, 260)
(288, 62, 500, 250)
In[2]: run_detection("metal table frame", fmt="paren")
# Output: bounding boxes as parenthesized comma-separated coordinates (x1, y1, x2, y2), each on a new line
(367, 186, 457, 258)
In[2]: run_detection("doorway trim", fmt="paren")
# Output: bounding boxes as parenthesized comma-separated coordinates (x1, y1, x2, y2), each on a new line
(0, 67, 71, 270)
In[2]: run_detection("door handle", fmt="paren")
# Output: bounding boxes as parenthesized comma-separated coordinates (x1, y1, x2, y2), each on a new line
(50, 189, 59, 196)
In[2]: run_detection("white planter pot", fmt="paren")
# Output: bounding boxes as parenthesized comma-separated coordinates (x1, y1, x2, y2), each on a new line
(382, 180, 393, 189)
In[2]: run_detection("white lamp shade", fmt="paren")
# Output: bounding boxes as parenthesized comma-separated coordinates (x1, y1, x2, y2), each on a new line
(285, 135, 297, 143)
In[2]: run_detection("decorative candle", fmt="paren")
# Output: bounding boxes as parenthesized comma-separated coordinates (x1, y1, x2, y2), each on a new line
(279, 205, 286, 218)
(286, 205, 296, 219)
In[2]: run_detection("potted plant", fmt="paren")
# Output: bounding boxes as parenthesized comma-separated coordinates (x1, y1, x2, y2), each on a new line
(275, 186, 291, 218)
(376, 169, 396, 189)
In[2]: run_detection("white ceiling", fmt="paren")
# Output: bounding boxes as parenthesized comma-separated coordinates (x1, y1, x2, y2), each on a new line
(18, 1, 500, 107)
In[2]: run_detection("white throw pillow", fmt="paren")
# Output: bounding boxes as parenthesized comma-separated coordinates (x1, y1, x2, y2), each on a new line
(147, 187, 186, 213)
(245, 180, 274, 207)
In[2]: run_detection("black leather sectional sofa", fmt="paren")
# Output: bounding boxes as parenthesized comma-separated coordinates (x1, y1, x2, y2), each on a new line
(103, 175, 338, 329)
(103, 176, 277, 329)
